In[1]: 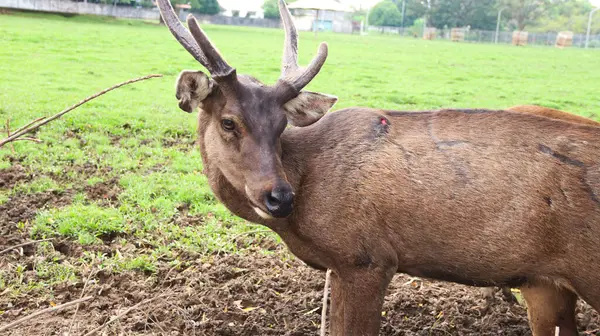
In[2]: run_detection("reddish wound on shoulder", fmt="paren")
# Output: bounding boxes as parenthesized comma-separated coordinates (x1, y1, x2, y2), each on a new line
(380, 118, 388, 125)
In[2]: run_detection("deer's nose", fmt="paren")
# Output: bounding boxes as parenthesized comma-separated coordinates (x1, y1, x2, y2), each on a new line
(263, 183, 294, 218)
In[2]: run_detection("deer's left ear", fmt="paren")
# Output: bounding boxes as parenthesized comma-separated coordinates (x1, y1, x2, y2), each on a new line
(283, 91, 338, 127)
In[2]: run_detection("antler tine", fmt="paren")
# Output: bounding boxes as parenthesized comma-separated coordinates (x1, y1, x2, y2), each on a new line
(156, 0, 234, 77)
(186, 15, 235, 78)
(278, 0, 329, 92)
(290, 42, 328, 90)
(279, 0, 299, 76)
(156, 0, 207, 67)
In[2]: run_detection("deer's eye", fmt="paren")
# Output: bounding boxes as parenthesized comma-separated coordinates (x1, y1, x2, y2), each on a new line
(221, 119, 236, 132)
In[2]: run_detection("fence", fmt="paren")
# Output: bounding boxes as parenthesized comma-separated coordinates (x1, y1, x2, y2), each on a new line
(181, 11, 281, 29)
(2, 0, 599, 47)
(0, 0, 160, 20)
(368, 26, 600, 49)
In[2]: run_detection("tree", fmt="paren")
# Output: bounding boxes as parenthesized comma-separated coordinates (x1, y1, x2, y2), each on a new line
(398, 0, 428, 27)
(190, 0, 221, 15)
(500, 0, 549, 30)
(263, 0, 297, 19)
(428, 0, 497, 30)
(369, 1, 404, 26)
(533, 0, 596, 33)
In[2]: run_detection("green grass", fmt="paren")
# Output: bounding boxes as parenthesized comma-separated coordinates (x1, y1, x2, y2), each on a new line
(1, 11, 600, 295)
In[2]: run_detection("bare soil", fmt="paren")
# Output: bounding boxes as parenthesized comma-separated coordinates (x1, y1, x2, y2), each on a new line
(0, 164, 32, 190)
(1, 241, 600, 335)
(84, 177, 121, 206)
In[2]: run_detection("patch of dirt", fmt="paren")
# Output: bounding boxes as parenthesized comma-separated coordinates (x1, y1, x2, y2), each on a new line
(84, 177, 121, 205)
(47, 162, 113, 184)
(0, 190, 74, 250)
(1, 247, 599, 336)
(0, 164, 32, 189)
(0, 190, 73, 229)
(110, 134, 123, 146)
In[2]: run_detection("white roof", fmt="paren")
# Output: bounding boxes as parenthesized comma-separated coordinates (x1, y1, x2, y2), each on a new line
(338, 0, 381, 9)
(218, 0, 264, 12)
(288, 0, 351, 12)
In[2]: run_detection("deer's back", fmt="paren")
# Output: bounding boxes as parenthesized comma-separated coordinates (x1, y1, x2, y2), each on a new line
(283, 108, 600, 283)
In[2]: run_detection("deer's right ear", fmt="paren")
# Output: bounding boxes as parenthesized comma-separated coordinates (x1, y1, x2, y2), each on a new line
(175, 70, 215, 113)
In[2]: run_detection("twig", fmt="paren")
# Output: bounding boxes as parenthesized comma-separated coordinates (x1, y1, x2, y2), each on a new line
(5, 119, 14, 154)
(0, 74, 163, 148)
(9, 137, 43, 143)
(12, 116, 46, 135)
(67, 265, 98, 335)
(0, 296, 93, 332)
(82, 294, 168, 336)
(320, 269, 332, 336)
(0, 238, 53, 256)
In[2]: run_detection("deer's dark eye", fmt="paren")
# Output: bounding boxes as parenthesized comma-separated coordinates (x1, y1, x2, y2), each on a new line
(221, 119, 235, 132)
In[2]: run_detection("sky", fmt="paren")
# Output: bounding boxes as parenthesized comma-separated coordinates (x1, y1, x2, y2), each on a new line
(219, 0, 599, 11)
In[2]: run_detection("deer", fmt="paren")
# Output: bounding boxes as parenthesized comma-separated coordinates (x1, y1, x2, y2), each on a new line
(155, 0, 600, 334)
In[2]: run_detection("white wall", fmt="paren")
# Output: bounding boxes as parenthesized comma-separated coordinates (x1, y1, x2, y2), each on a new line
(0, 0, 160, 20)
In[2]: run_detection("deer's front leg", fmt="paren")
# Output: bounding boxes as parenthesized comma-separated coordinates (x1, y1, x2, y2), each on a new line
(335, 266, 395, 336)
(329, 271, 345, 336)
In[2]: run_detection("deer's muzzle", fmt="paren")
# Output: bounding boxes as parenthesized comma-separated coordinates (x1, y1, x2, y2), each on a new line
(262, 182, 294, 218)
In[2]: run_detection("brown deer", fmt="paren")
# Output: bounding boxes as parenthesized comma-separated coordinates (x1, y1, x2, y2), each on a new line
(155, 0, 600, 335)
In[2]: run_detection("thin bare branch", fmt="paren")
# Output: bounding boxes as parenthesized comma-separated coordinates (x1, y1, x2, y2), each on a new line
(0, 74, 163, 148)
(82, 294, 168, 336)
(320, 269, 332, 336)
(68, 265, 98, 335)
(0, 296, 93, 332)
(10, 137, 43, 143)
(5, 119, 15, 154)
(12, 116, 46, 135)
(0, 238, 53, 256)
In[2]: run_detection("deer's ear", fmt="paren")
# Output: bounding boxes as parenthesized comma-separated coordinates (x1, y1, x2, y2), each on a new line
(283, 91, 338, 127)
(175, 70, 215, 113)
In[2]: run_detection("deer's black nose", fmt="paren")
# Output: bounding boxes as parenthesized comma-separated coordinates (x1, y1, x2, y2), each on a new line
(263, 183, 294, 218)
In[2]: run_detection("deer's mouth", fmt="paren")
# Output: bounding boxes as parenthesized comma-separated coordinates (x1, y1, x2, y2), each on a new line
(244, 184, 294, 219)
(245, 185, 274, 220)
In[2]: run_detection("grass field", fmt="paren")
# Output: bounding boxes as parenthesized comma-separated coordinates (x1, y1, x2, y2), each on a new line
(1, 10, 600, 335)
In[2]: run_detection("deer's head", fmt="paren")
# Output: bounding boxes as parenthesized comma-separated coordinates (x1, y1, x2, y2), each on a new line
(157, 0, 337, 219)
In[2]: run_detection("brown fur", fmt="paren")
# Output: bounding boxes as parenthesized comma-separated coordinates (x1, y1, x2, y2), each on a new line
(156, 0, 600, 333)
(508, 105, 599, 126)
(483, 105, 599, 310)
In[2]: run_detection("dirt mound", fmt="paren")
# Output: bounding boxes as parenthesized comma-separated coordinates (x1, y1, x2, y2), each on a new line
(2, 248, 599, 335)
(0, 190, 73, 254)
(0, 164, 31, 189)
(84, 177, 121, 205)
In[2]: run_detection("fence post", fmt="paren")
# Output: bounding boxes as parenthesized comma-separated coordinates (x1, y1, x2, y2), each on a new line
(495, 7, 505, 44)
(586, 8, 600, 49)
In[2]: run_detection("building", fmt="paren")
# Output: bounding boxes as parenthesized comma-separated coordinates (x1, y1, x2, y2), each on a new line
(219, 0, 264, 19)
(288, 0, 353, 33)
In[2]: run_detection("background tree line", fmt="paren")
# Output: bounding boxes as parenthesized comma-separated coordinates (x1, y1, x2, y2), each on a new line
(366, 0, 599, 33)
